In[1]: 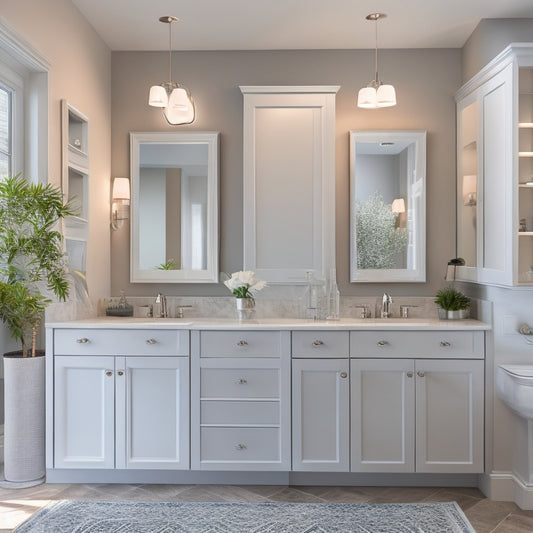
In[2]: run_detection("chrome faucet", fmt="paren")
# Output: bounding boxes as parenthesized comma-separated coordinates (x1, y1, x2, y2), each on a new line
(153, 292, 168, 318)
(381, 293, 392, 318)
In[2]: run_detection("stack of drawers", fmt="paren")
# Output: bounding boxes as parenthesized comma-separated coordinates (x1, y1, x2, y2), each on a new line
(191, 330, 291, 470)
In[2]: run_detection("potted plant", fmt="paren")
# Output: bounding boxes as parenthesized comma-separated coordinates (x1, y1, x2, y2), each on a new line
(434, 287, 470, 320)
(0, 175, 74, 485)
(224, 270, 267, 320)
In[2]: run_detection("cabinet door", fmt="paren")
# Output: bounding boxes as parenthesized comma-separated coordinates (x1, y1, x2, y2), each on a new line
(116, 356, 189, 470)
(415, 359, 484, 473)
(351, 359, 415, 473)
(54, 356, 115, 469)
(292, 358, 349, 471)
(241, 86, 338, 283)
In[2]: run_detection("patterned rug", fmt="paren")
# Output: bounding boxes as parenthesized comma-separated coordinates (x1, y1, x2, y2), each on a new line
(14, 500, 476, 532)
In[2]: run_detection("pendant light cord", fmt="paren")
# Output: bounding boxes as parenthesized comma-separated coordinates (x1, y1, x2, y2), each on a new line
(374, 18, 379, 86)
(168, 17, 173, 84)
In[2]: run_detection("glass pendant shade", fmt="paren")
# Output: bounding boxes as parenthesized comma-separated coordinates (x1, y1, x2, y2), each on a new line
(357, 87, 378, 108)
(149, 85, 168, 107)
(376, 84, 396, 107)
(163, 86, 195, 125)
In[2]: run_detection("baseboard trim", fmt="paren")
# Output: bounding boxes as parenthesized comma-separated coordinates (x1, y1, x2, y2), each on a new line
(479, 471, 533, 509)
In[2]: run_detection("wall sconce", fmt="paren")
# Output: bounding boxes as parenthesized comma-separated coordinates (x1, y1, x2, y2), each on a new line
(463, 174, 477, 206)
(391, 198, 406, 214)
(357, 13, 397, 109)
(148, 16, 195, 125)
(111, 177, 130, 230)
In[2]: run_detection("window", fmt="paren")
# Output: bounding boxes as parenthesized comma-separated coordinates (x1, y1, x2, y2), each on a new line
(0, 85, 12, 177)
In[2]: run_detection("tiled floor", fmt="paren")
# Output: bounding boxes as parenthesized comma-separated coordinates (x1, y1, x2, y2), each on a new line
(1, 482, 533, 532)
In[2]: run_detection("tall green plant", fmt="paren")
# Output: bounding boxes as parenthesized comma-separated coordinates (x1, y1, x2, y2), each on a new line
(0, 175, 75, 357)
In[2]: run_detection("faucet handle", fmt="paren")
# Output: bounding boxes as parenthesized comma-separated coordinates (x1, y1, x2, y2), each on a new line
(176, 305, 193, 319)
(400, 305, 418, 318)
(354, 305, 371, 318)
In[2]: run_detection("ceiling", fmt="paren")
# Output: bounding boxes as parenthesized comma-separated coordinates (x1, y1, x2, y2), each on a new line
(71, 0, 533, 52)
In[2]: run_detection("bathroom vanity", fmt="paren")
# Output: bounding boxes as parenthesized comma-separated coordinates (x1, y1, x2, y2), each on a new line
(45, 318, 489, 484)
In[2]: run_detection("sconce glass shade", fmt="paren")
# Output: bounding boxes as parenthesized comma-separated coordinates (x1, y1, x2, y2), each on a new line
(391, 198, 406, 214)
(149, 85, 168, 107)
(463, 174, 477, 206)
(112, 177, 130, 201)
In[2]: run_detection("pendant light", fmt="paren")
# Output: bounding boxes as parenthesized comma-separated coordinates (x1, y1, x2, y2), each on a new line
(357, 13, 396, 109)
(148, 16, 195, 125)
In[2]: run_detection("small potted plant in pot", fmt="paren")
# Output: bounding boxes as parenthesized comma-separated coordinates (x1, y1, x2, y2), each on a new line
(224, 270, 267, 320)
(434, 287, 470, 320)
(0, 175, 74, 485)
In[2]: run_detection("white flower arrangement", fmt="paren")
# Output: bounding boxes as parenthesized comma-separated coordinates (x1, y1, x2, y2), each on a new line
(224, 270, 267, 299)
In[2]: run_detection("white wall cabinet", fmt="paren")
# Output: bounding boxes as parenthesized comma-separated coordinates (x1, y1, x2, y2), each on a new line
(292, 358, 350, 471)
(351, 358, 484, 474)
(456, 44, 533, 286)
(240, 86, 339, 283)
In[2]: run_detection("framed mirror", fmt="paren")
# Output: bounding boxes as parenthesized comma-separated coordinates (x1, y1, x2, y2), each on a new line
(350, 130, 426, 282)
(130, 131, 219, 283)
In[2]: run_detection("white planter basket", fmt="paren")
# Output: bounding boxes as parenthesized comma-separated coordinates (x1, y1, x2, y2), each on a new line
(3, 353, 45, 484)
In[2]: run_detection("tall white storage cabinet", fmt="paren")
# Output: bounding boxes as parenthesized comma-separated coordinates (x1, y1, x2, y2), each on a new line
(456, 44, 533, 286)
(240, 86, 339, 283)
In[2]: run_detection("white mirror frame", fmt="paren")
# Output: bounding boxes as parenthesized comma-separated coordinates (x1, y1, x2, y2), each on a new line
(130, 131, 219, 283)
(350, 130, 426, 283)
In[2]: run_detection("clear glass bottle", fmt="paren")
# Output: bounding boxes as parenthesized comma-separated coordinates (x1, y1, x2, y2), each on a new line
(302, 271, 327, 320)
(326, 268, 340, 320)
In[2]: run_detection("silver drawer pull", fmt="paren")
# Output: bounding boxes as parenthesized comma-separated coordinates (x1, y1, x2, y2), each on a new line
(236, 378, 248, 385)
(312, 340, 324, 346)
(440, 341, 451, 347)
(407, 371, 414, 378)
(236, 340, 248, 346)
(105, 371, 113, 377)
(417, 371, 425, 378)
(76, 338, 90, 344)
(146, 338, 157, 345)
(235, 443, 247, 450)
(117, 370, 124, 376)
(377, 340, 389, 346)
(340, 372, 348, 379)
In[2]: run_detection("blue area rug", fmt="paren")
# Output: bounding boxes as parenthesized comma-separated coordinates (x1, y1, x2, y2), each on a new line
(14, 500, 475, 532)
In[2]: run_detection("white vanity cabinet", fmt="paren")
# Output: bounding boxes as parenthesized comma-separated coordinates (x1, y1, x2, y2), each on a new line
(51, 329, 189, 470)
(190, 330, 291, 470)
(350, 331, 485, 474)
(291, 332, 350, 471)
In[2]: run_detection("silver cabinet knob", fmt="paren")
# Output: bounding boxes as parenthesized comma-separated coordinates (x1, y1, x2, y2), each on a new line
(407, 371, 414, 378)
(340, 372, 348, 379)
(105, 371, 113, 377)
(236, 378, 248, 385)
(236, 340, 248, 346)
(146, 338, 157, 345)
(76, 338, 89, 344)
(235, 443, 247, 450)
(417, 371, 425, 378)
(440, 341, 451, 347)
(117, 370, 124, 376)
(377, 340, 389, 346)
(312, 340, 324, 346)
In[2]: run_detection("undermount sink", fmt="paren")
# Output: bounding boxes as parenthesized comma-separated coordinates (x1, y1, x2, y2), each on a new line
(496, 364, 533, 419)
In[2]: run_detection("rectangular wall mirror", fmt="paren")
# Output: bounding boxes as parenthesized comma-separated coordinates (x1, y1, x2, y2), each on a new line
(130, 132, 219, 283)
(350, 130, 426, 282)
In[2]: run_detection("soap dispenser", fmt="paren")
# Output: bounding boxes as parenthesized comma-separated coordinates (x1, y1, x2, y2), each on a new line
(326, 268, 340, 320)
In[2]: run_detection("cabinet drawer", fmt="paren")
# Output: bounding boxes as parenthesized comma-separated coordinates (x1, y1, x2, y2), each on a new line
(350, 331, 484, 359)
(54, 329, 189, 356)
(201, 368, 279, 398)
(292, 331, 349, 358)
(201, 400, 279, 425)
(200, 427, 280, 462)
(199, 331, 281, 357)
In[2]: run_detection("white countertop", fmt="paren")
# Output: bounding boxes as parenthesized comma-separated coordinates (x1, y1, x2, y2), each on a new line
(45, 317, 491, 331)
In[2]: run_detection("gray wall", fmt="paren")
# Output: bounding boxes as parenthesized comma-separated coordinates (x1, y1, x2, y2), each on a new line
(462, 18, 533, 82)
(111, 48, 461, 297)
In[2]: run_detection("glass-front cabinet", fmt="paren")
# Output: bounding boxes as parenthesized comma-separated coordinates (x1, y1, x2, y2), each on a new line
(455, 44, 533, 287)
